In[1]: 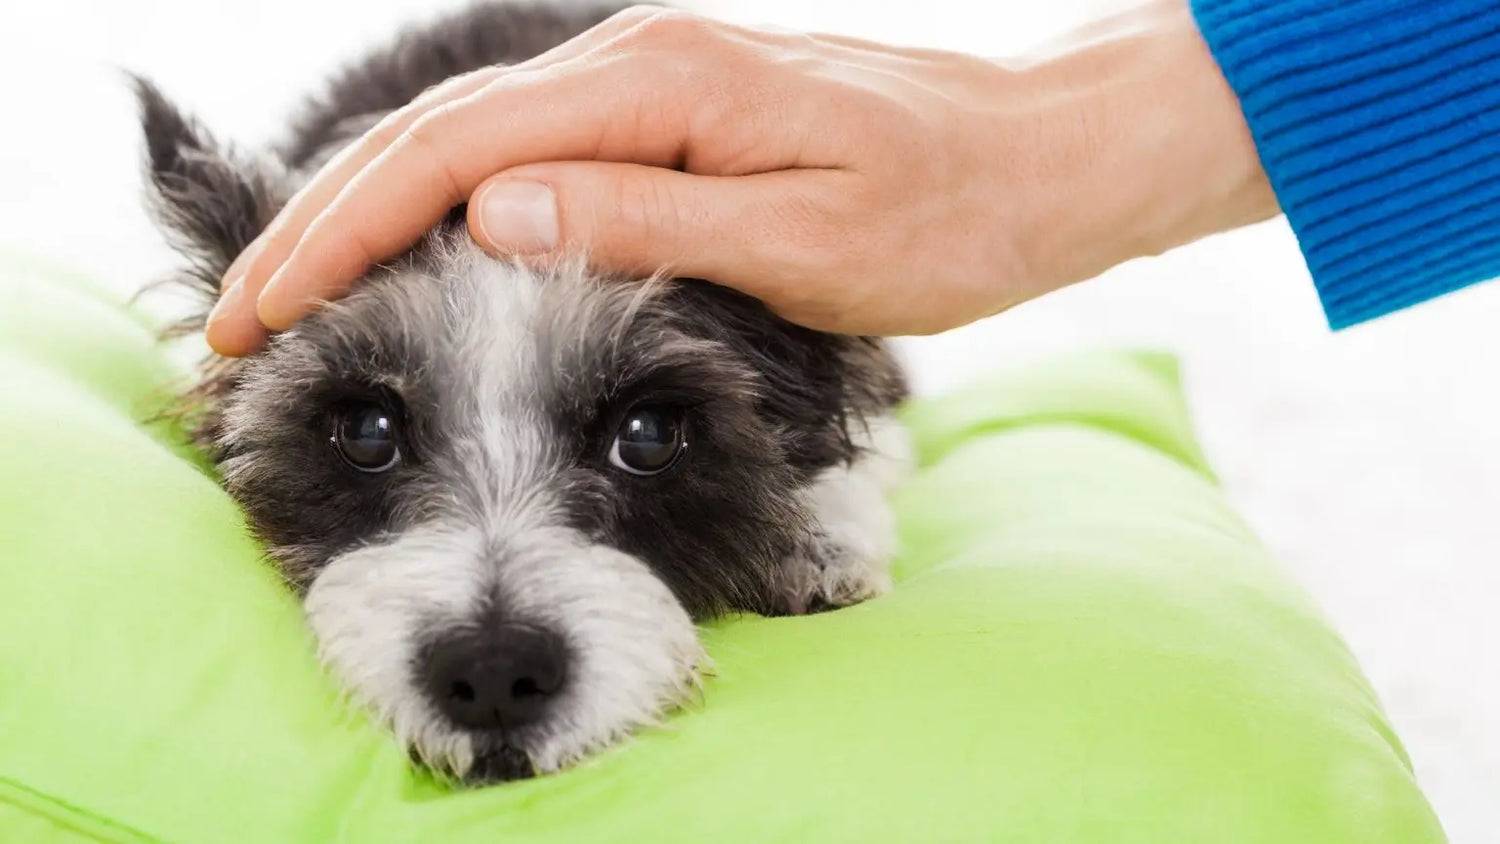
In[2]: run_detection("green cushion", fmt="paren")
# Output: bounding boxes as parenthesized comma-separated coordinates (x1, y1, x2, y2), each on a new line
(0, 256, 1445, 843)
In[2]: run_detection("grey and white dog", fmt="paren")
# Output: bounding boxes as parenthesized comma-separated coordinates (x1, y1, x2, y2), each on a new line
(134, 1, 910, 783)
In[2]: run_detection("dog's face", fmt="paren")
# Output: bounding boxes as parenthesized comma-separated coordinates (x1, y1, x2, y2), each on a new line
(134, 75, 906, 782)
(223, 240, 857, 778)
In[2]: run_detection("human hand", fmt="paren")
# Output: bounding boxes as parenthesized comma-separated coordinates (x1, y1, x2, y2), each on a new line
(207, 1, 1276, 356)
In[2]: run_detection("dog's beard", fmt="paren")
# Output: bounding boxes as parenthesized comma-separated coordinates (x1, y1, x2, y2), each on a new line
(305, 522, 703, 779)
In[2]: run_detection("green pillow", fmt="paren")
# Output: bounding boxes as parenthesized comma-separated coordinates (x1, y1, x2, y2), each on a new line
(0, 255, 1445, 843)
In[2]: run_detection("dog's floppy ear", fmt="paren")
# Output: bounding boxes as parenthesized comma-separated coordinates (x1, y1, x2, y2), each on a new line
(132, 75, 293, 449)
(131, 75, 288, 331)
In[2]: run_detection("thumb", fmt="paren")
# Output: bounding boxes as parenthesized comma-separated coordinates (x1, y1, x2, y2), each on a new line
(466, 161, 831, 292)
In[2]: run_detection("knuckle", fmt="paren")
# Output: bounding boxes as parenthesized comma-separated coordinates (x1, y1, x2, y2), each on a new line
(411, 67, 493, 108)
(616, 173, 683, 248)
(630, 7, 716, 47)
(607, 4, 668, 29)
(606, 9, 742, 99)
(395, 107, 464, 197)
(405, 99, 456, 146)
(364, 108, 414, 151)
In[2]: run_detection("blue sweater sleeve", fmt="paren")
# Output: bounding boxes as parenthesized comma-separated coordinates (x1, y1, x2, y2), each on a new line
(1189, 0, 1500, 329)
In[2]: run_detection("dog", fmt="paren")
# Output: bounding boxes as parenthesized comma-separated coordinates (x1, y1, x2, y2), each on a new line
(133, 1, 911, 784)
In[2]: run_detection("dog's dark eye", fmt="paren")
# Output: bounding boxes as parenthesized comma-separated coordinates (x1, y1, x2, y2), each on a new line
(332, 404, 400, 472)
(609, 406, 686, 476)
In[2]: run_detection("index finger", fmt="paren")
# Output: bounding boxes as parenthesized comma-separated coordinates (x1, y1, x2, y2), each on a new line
(201, 67, 505, 357)
(207, 5, 678, 355)
(252, 54, 696, 332)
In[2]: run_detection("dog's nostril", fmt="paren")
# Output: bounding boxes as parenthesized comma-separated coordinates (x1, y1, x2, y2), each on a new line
(421, 623, 567, 731)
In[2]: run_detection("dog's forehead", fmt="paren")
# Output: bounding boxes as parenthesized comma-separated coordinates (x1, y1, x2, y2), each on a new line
(297, 246, 661, 405)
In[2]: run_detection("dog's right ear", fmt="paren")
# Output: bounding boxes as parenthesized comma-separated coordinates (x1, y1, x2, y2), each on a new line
(131, 74, 288, 327)
(132, 76, 292, 449)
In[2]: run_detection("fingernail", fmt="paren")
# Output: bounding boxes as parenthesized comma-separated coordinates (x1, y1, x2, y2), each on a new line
(207, 276, 244, 326)
(477, 180, 558, 254)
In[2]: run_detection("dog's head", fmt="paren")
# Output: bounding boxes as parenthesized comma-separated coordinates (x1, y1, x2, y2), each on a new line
(135, 80, 904, 782)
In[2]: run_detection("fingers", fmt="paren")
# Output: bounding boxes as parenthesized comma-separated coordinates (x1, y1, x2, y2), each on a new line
(204, 67, 503, 355)
(205, 4, 675, 354)
(463, 161, 852, 315)
(250, 54, 702, 332)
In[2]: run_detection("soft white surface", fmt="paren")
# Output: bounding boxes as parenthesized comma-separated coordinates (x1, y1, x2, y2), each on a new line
(1, 0, 1494, 838)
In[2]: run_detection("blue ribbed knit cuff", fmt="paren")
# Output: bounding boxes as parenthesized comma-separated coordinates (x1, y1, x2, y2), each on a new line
(1191, 0, 1500, 329)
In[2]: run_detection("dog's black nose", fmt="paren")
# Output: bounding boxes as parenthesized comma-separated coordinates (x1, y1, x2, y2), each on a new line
(421, 624, 567, 730)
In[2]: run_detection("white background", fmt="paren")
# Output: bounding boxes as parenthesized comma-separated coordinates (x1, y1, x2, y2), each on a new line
(1, 0, 1494, 839)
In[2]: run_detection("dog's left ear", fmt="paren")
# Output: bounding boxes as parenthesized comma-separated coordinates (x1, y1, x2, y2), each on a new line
(131, 74, 289, 324)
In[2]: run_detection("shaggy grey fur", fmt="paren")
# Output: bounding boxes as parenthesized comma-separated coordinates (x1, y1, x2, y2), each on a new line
(133, 0, 910, 783)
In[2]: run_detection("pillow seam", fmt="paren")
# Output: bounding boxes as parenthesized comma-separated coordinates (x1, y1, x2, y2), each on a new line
(0, 775, 168, 844)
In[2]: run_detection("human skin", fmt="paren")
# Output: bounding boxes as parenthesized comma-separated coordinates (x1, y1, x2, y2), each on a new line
(205, 0, 1277, 356)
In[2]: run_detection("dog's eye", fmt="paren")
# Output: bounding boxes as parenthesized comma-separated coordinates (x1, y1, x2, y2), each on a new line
(609, 406, 686, 476)
(332, 404, 400, 472)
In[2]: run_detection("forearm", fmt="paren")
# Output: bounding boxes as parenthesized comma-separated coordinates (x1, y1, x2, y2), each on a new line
(1191, 0, 1500, 328)
(1002, 0, 1278, 296)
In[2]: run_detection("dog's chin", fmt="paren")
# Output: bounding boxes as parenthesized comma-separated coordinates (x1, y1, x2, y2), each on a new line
(465, 740, 536, 784)
(403, 732, 534, 784)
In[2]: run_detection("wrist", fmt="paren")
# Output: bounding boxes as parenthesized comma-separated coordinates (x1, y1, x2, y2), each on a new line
(1003, 0, 1277, 297)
